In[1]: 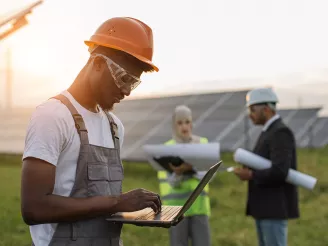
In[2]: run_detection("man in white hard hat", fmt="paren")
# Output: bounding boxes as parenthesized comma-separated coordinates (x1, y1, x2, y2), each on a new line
(233, 88, 300, 246)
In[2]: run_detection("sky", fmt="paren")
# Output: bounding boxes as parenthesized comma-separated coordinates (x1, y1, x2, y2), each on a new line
(1, 0, 328, 111)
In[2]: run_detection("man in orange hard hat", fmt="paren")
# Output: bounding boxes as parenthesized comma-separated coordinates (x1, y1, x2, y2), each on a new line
(21, 17, 162, 246)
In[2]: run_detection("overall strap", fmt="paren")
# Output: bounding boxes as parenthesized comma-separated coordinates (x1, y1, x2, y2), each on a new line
(51, 94, 89, 145)
(103, 111, 120, 153)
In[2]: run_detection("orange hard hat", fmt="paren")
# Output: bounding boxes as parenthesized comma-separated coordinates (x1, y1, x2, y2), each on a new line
(85, 17, 158, 72)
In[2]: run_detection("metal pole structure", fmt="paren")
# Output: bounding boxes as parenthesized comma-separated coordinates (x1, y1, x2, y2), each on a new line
(308, 122, 313, 149)
(244, 115, 250, 150)
(297, 96, 302, 109)
(0, 1, 43, 42)
(5, 48, 12, 111)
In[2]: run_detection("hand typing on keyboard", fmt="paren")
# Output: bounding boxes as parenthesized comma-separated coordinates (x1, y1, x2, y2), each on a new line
(113, 188, 162, 214)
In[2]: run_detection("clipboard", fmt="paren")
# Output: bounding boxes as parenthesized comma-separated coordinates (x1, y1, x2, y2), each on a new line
(153, 156, 196, 175)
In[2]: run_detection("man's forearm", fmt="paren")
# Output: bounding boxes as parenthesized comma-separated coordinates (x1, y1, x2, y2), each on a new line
(253, 129, 294, 186)
(22, 195, 119, 225)
(252, 166, 288, 185)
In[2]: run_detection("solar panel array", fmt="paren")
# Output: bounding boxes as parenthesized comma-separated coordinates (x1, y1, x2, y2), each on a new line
(0, 89, 327, 161)
(231, 107, 322, 151)
(112, 90, 327, 161)
(299, 117, 328, 148)
(0, 108, 33, 154)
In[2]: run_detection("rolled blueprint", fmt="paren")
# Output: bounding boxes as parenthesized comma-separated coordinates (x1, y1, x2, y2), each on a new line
(233, 148, 317, 190)
(142, 143, 220, 171)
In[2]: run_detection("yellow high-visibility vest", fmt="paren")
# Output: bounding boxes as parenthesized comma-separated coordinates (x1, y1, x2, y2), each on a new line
(157, 137, 211, 217)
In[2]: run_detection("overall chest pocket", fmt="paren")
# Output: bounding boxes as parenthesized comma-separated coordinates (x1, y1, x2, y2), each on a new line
(108, 165, 124, 195)
(87, 164, 123, 196)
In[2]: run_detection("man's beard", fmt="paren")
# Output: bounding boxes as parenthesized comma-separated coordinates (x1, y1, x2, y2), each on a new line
(91, 86, 114, 112)
(97, 96, 114, 111)
(99, 103, 114, 111)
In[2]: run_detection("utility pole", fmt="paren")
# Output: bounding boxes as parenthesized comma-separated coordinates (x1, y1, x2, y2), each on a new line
(0, 1, 44, 110)
(5, 48, 12, 110)
(0, 1, 43, 41)
(297, 96, 302, 109)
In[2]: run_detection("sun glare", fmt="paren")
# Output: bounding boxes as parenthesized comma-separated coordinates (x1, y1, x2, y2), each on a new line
(10, 42, 55, 77)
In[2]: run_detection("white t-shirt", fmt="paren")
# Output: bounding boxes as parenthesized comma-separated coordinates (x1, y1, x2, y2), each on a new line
(22, 90, 124, 246)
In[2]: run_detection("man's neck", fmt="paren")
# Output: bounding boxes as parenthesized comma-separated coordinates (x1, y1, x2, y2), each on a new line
(263, 113, 276, 125)
(67, 71, 98, 113)
(262, 113, 279, 132)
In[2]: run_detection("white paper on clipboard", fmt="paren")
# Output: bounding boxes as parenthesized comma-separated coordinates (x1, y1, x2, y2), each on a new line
(142, 142, 220, 172)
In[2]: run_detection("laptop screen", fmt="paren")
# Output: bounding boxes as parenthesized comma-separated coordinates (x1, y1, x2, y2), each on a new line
(174, 161, 222, 219)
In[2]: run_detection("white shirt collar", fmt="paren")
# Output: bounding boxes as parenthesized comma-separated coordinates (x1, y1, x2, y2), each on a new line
(262, 114, 280, 132)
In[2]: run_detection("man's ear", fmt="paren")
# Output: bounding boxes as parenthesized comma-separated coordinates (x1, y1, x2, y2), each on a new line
(264, 106, 274, 117)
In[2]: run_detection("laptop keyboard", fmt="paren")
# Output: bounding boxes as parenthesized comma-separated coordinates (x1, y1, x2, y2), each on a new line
(135, 206, 181, 221)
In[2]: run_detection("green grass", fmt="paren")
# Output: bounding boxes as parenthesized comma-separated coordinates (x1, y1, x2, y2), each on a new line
(1, 148, 328, 245)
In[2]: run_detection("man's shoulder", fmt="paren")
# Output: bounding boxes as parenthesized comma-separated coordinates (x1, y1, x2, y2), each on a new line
(107, 111, 123, 128)
(269, 118, 295, 140)
(273, 118, 292, 132)
(32, 98, 72, 121)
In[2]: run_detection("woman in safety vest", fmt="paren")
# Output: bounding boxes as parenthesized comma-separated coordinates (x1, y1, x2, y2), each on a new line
(157, 105, 211, 246)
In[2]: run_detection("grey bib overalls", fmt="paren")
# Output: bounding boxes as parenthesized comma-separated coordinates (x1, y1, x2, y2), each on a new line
(35, 94, 124, 246)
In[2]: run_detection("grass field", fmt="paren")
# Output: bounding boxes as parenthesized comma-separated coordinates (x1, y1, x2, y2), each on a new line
(0, 148, 328, 246)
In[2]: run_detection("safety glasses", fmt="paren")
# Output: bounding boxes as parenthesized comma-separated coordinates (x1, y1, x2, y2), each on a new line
(91, 53, 142, 91)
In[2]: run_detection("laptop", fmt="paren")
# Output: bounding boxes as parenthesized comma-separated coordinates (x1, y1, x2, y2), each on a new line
(106, 161, 222, 227)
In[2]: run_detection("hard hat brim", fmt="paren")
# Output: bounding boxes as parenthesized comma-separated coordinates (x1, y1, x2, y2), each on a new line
(84, 40, 159, 72)
(246, 101, 278, 107)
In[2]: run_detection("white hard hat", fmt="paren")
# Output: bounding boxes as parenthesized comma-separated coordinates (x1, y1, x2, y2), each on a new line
(246, 88, 278, 107)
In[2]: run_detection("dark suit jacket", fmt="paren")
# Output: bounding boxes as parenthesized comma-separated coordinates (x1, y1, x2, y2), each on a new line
(246, 117, 300, 219)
